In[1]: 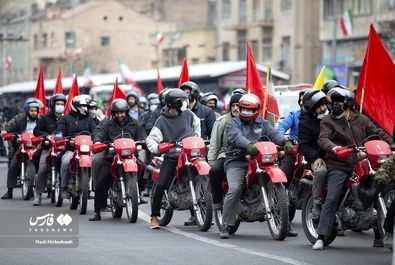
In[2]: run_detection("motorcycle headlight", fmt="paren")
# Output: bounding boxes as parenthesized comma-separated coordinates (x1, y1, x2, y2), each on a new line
(190, 148, 201, 157)
(80, 144, 90, 153)
(26, 141, 32, 147)
(378, 154, 388, 164)
(262, 154, 274, 163)
(121, 148, 132, 156)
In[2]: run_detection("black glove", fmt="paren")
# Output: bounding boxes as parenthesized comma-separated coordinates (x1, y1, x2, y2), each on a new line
(246, 144, 258, 156)
(284, 140, 294, 154)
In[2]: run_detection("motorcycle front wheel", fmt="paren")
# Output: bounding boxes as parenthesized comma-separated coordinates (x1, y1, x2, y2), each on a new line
(267, 182, 288, 240)
(301, 195, 337, 245)
(194, 176, 213, 232)
(125, 172, 139, 223)
(109, 187, 123, 218)
(79, 168, 90, 215)
(377, 188, 395, 238)
(151, 183, 173, 226)
(22, 160, 35, 200)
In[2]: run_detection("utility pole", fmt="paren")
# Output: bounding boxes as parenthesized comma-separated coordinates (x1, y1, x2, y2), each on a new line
(332, 0, 338, 64)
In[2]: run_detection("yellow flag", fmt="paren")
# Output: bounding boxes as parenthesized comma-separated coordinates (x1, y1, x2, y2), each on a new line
(313, 66, 325, 90)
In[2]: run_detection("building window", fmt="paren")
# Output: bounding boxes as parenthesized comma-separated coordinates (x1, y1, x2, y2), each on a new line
(252, 0, 260, 22)
(264, 0, 273, 20)
(207, 1, 217, 27)
(50, 32, 55, 48)
(239, 0, 247, 25)
(281, 0, 292, 10)
(33, 34, 38, 49)
(65, 31, 76, 49)
(324, 0, 372, 19)
(42, 33, 47, 48)
(103, 15, 108, 21)
(222, 0, 231, 19)
(119, 16, 123, 21)
(237, 40, 247, 60)
(251, 40, 259, 59)
(223, 42, 230, 61)
(100, 36, 110, 46)
(281, 36, 290, 68)
(262, 38, 272, 61)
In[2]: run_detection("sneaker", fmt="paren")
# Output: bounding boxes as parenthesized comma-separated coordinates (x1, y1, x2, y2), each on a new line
(220, 226, 230, 239)
(337, 229, 345, 236)
(1, 191, 12, 199)
(33, 193, 42, 206)
(184, 216, 196, 226)
(373, 238, 384, 248)
(312, 239, 324, 250)
(384, 233, 393, 250)
(150, 217, 160, 229)
(89, 211, 101, 221)
(287, 224, 298, 237)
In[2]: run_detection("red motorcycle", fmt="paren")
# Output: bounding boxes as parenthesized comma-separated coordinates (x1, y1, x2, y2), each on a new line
(213, 141, 289, 240)
(93, 138, 145, 223)
(302, 139, 392, 246)
(150, 136, 213, 231)
(287, 145, 314, 222)
(3, 132, 42, 200)
(55, 134, 93, 214)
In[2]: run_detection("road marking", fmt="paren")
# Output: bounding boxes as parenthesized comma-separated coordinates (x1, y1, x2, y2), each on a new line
(139, 210, 312, 265)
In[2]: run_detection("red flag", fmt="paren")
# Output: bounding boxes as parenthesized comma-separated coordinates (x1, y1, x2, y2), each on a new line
(177, 57, 189, 88)
(156, 67, 164, 94)
(356, 24, 395, 136)
(33, 65, 47, 115)
(64, 75, 81, 114)
(246, 42, 265, 117)
(53, 69, 63, 95)
(107, 78, 126, 117)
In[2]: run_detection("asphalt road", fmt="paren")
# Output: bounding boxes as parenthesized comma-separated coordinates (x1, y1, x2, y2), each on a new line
(0, 160, 392, 265)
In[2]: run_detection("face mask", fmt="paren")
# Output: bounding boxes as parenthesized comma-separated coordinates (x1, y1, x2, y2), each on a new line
(180, 101, 188, 112)
(332, 104, 344, 117)
(89, 110, 96, 119)
(149, 105, 158, 112)
(55, 105, 64, 114)
(317, 109, 329, 119)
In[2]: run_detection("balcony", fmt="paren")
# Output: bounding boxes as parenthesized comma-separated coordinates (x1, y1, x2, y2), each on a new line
(31, 48, 64, 60)
(256, 18, 274, 28)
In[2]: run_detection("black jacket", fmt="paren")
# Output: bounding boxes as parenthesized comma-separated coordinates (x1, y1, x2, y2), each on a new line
(92, 116, 146, 143)
(298, 112, 326, 165)
(145, 107, 162, 134)
(191, 101, 216, 140)
(34, 112, 60, 137)
(5, 113, 34, 150)
(55, 111, 96, 140)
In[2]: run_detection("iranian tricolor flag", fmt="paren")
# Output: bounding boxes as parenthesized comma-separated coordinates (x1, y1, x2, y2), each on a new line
(340, 8, 353, 36)
(264, 66, 280, 126)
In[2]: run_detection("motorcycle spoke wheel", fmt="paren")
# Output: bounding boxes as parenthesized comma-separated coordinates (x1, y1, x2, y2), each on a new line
(194, 176, 213, 232)
(125, 173, 138, 223)
(79, 168, 90, 215)
(22, 161, 35, 200)
(267, 182, 288, 240)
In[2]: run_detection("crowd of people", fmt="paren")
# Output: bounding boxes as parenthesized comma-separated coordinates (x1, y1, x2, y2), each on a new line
(0, 80, 394, 251)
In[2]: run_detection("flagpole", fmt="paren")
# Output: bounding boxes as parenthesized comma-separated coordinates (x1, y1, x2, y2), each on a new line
(360, 87, 365, 113)
(332, 0, 338, 64)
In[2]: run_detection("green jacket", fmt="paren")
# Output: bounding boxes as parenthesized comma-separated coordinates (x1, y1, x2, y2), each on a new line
(207, 112, 233, 165)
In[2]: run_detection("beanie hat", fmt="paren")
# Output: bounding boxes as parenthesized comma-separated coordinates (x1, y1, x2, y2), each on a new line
(229, 93, 243, 107)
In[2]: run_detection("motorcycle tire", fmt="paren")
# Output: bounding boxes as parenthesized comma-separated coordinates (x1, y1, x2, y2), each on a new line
(79, 168, 90, 215)
(213, 208, 240, 235)
(301, 195, 337, 246)
(151, 183, 173, 226)
(22, 160, 35, 200)
(125, 173, 139, 223)
(194, 176, 213, 232)
(109, 188, 123, 218)
(377, 188, 395, 238)
(267, 182, 289, 240)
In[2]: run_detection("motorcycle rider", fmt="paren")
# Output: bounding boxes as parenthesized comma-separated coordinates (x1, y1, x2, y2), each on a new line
(88, 100, 101, 126)
(298, 90, 329, 223)
(89, 99, 146, 221)
(201, 92, 220, 118)
(126, 91, 141, 122)
(1, 98, 41, 199)
(312, 87, 394, 250)
(140, 93, 160, 135)
(32, 93, 66, 205)
(180, 81, 216, 226)
(220, 94, 294, 239)
(146, 89, 200, 229)
(55, 95, 96, 198)
(208, 93, 243, 210)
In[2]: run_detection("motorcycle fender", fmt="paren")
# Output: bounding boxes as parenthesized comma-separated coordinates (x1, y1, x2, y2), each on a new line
(192, 159, 211, 176)
(264, 166, 287, 183)
(152, 169, 160, 184)
(26, 149, 37, 160)
(122, 159, 138, 173)
(79, 154, 92, 168)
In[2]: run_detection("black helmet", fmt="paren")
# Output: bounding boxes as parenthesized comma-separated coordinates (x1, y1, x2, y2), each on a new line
(110, 99, 129, 115)
(71, 95, 91, 115)
(165, 89, 188, 109)
(302, 90, 327, 112)
(49, 93, 66, 110)
(322, 80, 339, 95)
(159, 88, 173, 105)
(180, 81, 201, 100)
(328, 87, 355, 108)
(298, 90, 307, 106)
(126, 91, 139, 103)
(231, 88, 246, 96)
